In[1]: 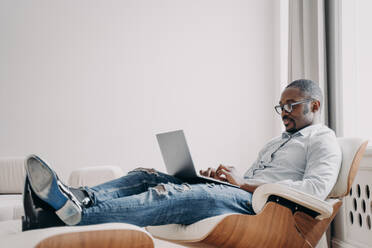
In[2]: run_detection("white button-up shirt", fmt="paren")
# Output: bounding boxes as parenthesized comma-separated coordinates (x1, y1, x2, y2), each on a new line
(244, 124, 342, 200)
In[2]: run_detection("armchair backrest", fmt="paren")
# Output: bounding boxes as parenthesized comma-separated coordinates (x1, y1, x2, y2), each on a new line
(328, 138, 368, 198)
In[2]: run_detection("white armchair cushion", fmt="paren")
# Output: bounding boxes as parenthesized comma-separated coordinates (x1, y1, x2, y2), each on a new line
(329, 137, 365, 198)
(252, 183, 334, 220)
(0, 157, 26, 194)
(0, 195, 24, 221)
(68, 166, 125, 187)
(146, 213, 234, 241)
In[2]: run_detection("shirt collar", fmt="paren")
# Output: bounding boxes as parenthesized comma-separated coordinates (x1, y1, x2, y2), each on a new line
(282, 123, 323, 138)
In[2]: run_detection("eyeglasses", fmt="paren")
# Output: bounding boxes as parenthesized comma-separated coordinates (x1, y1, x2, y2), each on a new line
(274, 99, 313, 115)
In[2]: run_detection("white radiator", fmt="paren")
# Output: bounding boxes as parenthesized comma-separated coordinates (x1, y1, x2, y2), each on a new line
(332, 148, 372, 248)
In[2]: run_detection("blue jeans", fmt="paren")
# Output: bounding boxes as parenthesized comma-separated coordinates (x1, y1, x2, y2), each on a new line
(79, 168, 254, 227)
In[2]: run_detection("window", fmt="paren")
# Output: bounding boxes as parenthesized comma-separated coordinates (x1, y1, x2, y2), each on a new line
(341, 0, 372, 141)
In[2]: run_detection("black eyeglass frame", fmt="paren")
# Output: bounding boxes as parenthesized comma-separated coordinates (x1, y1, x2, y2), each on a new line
(274, 99, 314, 115)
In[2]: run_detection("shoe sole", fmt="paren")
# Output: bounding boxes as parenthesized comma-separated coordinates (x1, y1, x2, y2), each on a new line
(25, 155, 68, 211)
(25, 155, 82, 225)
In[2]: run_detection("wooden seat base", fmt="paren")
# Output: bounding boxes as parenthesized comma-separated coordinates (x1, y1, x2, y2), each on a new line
(156, 201, 341, 248)
(36, 229, 154, 248)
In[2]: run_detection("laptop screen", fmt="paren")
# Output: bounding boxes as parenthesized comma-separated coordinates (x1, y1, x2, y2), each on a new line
(156, 130, 198, 179)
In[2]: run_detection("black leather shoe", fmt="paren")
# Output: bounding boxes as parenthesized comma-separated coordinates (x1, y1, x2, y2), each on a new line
(22, 177, 65, 231)
(25, 155, 82, 225)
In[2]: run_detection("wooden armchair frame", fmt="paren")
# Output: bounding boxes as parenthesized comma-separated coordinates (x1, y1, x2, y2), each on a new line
(148, 138, 368, 248)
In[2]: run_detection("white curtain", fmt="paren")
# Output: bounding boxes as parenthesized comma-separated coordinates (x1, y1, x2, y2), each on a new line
(287, 0, 328, 125)
(286, 1, 331, 247)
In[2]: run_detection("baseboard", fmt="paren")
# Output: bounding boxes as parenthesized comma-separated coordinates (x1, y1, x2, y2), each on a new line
(332, 238, 370, 248)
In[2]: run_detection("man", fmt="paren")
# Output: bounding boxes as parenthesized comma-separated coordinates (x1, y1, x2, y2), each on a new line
(22, 79, 341, 231)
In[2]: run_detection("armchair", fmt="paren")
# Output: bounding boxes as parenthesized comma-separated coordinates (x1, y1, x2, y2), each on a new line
(146, 137, 368, 248)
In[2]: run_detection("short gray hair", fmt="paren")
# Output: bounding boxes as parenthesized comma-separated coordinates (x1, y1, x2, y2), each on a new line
(286, 79, 323, 107)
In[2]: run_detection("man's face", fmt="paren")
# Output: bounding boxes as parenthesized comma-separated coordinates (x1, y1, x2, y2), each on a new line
(279, 87, 315, 133)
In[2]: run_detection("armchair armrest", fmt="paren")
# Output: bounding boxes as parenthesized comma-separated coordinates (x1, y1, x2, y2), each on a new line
(252, 183, 335, 220)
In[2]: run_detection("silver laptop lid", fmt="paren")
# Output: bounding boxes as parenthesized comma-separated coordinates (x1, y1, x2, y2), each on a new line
(156, 130, 197, 179)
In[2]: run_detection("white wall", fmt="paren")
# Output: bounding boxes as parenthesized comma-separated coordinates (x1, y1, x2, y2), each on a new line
(0, 0, 281, 181)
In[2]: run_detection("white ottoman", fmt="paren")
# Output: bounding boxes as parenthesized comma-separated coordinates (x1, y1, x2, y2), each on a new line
(0, 195, 24, 221)
(0, 157, 26, 221)
(0, 219, 155, 248)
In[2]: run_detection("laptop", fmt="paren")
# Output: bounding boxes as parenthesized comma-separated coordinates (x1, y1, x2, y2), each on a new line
(156, 130, 239, 188)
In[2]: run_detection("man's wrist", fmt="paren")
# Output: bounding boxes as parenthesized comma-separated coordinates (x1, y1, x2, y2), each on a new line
(239, 183, 261, 193)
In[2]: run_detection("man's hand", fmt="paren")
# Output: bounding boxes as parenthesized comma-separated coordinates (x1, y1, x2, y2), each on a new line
(200, 167, 219, 180)
(200, 164, 261, 193)
(215, 164, 246, 186)
(200, 164, 246, 187)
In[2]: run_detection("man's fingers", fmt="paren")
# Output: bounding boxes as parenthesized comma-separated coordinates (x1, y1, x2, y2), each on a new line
(216, 164, 231, 176)
(217, 168, 239, 185)
(218, 164, 232, 172)
(200, 167, 216, 178)
(210, 169, 217, 178)
(217, 168, 229, 176)
(217, 164, 225, 172)
(207, 168, 212, 177)
(200, 168, 210, 176)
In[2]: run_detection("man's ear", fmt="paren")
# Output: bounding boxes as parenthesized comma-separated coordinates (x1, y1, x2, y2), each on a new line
(311, 100, 321, 112)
